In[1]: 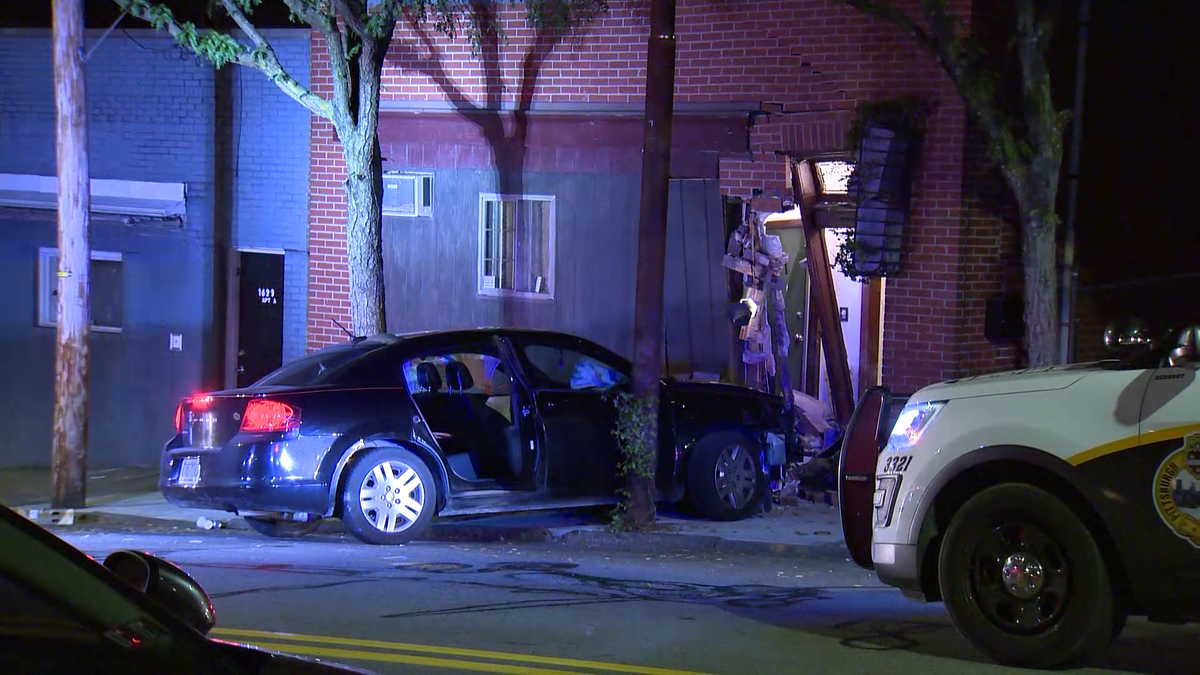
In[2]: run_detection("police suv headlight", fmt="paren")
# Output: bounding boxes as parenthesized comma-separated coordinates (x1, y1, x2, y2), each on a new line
(886, 401, 946, 452)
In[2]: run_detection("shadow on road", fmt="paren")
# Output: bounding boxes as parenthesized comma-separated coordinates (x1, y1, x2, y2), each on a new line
(723, 590, 1199, 675)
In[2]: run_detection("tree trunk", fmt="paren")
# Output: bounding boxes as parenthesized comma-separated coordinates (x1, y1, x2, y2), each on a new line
(342, 129, 387, 336)
(51, 0, 90, 509)
(626, 0, 677, 528)
(1022, 213, 1059, 367)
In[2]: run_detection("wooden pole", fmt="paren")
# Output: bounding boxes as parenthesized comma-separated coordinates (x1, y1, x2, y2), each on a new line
(51, 0, 90, 509)
(626, 0, 677, 525)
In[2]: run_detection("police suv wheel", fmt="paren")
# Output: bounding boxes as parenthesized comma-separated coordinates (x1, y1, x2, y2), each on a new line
(687, 431, 762, 521)
(938, 483, 1116, 669)
(340, 447, 437, 545)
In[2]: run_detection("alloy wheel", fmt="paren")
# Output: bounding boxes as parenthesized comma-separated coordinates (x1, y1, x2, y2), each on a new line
(713, 444, 757, 510)
(358, 460, 425, 533)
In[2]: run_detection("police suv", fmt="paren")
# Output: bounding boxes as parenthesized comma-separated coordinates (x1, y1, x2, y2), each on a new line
(840, 322, 1200, 669)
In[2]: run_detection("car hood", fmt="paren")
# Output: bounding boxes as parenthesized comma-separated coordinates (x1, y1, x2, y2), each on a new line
(661, 378, 784, 405)
(914, 362, 1112, 401)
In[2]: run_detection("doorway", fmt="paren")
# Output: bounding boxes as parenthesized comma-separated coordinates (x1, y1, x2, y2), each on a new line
(766, 223, 810, 397)
(233, 250, 284, 388)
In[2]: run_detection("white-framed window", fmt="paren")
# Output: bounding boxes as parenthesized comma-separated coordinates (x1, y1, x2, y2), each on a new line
(383, 171, 433, 217)
(37, 247, 124, 333)
(478, 193, 555, 300)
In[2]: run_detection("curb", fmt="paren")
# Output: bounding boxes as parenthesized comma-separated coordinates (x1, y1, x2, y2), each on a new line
(20, 508, 849, 560)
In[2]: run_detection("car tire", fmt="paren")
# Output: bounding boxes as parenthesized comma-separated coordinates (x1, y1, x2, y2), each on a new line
(687, 431, 763, 522)
(243, 516, 321, 538)
(938, 482, 1116, 669)
(340, 446, 437, 545)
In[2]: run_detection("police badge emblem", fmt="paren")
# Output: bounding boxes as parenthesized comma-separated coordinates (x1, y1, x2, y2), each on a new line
(1154, 433, 1200, 549)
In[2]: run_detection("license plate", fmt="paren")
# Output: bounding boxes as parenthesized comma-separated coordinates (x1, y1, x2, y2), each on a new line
(178, 456, 201, 487)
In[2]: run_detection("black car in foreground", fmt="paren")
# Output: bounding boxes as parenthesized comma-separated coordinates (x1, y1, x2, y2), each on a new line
(161, 328, 795, 544)
(0, 502, 371, 674)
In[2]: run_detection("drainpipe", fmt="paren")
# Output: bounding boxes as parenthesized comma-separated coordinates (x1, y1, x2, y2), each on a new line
(1059, 0, 1090, 364)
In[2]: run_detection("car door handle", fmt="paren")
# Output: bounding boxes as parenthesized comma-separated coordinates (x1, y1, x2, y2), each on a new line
(521, 405, 531, 417)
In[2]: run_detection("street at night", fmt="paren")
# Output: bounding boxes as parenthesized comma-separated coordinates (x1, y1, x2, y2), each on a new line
(55, 528, 1199, 675)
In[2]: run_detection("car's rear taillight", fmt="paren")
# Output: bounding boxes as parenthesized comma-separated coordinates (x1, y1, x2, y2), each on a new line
(174, 403, 184, 433)
(240, 399, 300, 433)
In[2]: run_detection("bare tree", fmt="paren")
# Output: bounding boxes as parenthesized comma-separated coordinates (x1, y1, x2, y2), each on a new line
(848, 0, 1069, 366)
(118, 0, 602, 336)
(51, 0, 91, 508)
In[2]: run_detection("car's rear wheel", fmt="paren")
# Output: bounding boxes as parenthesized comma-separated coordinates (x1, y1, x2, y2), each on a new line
(243, 516, 321, 538)
(340, 447, 436, 545)
(687, 431, 762, 521)
(938, 483, 1116, 669)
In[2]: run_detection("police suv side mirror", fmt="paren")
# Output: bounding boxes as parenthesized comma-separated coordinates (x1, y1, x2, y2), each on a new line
(1104, 318, 1154, 351)
(1168, 326, 1200, 366)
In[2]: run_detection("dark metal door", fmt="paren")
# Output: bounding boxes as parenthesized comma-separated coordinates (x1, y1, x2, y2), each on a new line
(236, 251, 284, 387)
(839, 386, 888, 570)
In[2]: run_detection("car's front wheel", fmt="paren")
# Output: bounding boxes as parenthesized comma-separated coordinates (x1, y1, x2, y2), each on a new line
(687, 431, 763, 521)
(340, 447, 437, 545)
(938, 482, 1118, 669)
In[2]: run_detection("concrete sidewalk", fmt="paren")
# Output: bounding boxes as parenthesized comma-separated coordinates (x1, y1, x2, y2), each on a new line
(1, 467, 849, 559)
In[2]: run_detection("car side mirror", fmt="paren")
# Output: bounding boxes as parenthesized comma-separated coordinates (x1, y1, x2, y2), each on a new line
(1104, 317, 1153, 351)
(104, 550, 216, 635)
(1169, 326, 1200, 366)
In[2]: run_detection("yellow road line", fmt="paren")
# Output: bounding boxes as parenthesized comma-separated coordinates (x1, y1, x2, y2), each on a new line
(239, 640, 583, 674)
(211, 627, 714, 675)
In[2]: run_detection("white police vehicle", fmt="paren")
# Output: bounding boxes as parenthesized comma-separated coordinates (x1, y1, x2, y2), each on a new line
(839, 321, 1200, 669)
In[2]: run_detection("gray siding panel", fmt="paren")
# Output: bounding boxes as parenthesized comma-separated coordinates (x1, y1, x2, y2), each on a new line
(383, 169, 729, 372)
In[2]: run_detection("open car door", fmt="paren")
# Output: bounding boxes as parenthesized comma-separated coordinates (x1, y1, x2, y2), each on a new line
(838, 386, 890, 570)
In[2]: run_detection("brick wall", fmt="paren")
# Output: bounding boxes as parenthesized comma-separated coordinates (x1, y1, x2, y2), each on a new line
(306, 1, 1019, 392)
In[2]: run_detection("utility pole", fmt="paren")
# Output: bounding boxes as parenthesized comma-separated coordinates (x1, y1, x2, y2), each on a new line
(51, 0, 91, 508)
(626, 0, 677, 526)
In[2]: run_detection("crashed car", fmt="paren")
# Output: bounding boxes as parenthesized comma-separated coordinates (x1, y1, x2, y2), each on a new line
(840, 321, 1200, 669)
(161, 328, 796, 544)
(0, 502, 371, 674)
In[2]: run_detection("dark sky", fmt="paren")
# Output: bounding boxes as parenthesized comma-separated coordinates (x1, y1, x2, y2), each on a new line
(1071, 0, 1200, 285)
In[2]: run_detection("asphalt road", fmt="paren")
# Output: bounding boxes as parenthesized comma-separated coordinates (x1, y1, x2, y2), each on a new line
(58, 528, 1197, 675)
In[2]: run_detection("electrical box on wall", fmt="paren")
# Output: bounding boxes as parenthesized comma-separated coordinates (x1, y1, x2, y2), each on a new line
(169, 333, 183, 351)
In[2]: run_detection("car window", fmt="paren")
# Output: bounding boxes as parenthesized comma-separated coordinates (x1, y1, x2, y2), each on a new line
(326, 347, 407, 388)
(521, 344, 628, 391)
(0, 574, 99, 645)
(402, 345, 506, 395)
(254, 343, 386, 387)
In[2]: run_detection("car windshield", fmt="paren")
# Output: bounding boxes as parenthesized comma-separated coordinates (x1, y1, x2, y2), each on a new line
(253, 342, 386, 387)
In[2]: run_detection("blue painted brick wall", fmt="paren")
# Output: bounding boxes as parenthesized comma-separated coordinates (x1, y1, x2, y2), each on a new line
(0, 29, 310, 467)
(231, 30, 310, 363)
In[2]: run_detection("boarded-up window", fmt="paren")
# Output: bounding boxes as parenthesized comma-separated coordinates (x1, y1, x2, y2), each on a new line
(37, 247, 124, 332)
(479, 194, 554, 299)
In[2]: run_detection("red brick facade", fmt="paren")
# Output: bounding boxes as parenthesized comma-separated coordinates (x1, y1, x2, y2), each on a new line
(306, 0, 1021, 392)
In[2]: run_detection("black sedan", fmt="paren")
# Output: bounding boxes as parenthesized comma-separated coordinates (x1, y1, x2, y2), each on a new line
(161, 328, 795, 545)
